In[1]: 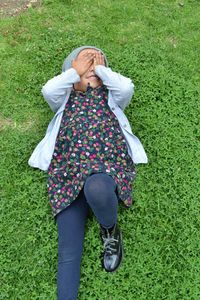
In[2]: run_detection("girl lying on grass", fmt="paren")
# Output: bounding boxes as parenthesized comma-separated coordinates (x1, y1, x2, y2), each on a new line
(28, 45, 148, 300)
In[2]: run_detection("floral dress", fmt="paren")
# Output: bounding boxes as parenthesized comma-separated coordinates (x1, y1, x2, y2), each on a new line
(47, 84, 136, 217)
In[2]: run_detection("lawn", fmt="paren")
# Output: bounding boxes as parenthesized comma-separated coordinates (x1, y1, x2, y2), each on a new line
(1, 0, 200, 299)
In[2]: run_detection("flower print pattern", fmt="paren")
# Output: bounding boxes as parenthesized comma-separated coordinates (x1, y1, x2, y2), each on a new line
(47, 84, 136, 217)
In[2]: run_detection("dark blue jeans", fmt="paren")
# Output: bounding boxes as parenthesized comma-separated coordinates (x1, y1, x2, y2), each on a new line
(55, 173, 119, 300)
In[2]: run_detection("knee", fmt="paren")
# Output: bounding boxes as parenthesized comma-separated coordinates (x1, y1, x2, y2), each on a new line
(84, 173, 115, 192)
(83, 173, 116, 207)
(84, 173, 104, 197)
(58, 237, 84, 264)
(58, 248, 82, 264)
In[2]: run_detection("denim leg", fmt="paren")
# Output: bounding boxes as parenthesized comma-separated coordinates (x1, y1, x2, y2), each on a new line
(83, 173, 118, 229)
(56, 189, 89, 300)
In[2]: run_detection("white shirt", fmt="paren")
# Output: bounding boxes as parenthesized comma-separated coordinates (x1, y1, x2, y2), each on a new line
(28, 65, 148, 171)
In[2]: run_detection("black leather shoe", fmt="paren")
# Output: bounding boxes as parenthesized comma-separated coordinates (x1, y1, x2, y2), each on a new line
(100, 223, 124, 272)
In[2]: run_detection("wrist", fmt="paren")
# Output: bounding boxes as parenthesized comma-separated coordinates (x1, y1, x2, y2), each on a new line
(72, 67, 82, 77)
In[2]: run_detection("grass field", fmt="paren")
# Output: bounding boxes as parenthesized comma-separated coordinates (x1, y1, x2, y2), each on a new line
(1, 0, 200, 299)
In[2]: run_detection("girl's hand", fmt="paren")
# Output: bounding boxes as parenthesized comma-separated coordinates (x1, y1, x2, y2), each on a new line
(94, 51, 105, 69)
(72, 52, 95, 76)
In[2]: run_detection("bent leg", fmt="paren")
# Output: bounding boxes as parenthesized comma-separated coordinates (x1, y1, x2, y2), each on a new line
(83, 173, 118, 229)
(55, 189, 89, 300)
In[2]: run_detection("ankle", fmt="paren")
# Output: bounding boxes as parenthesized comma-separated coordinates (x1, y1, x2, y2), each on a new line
(100, 223, 116, 233)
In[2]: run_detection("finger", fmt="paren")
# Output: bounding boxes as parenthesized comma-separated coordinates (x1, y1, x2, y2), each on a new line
(87, 53, 96, 59)
(97, 52, 102, 64)
(82, 51, 94, 55)
(83, 53, 95, 62)
(86, 50, 98, 55)
(85, 52, 96, 57)
(93, 56, 97, 66)
(85, 58, 94, 69)
(99, 52, 105, 65)
(99, 52, 104, 63)
(78, 52, 94, 63)
(99, 52, 103, 62)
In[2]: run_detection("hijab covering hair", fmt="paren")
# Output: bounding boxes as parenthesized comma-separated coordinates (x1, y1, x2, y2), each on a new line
(62, 45, 108, 72)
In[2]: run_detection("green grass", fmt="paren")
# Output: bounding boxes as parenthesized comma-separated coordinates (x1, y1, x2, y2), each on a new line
(1, 0, 200, 299)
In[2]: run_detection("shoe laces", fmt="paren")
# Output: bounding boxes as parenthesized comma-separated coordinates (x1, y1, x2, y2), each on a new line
(102, 231, 118, 255)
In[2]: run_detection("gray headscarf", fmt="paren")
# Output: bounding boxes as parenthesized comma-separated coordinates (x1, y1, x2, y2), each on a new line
(62, 45, 108, 72)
